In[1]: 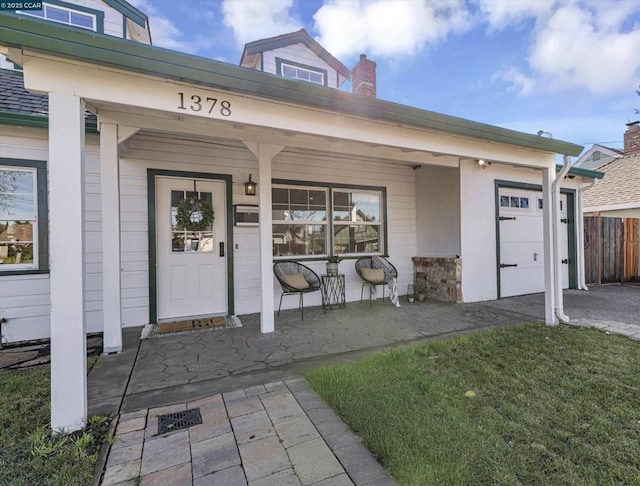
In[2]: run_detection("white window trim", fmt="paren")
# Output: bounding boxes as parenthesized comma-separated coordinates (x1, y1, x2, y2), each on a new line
(272, 183, 385, 259)
(280, 62, 325, 86)
(19, 2, 97, 31)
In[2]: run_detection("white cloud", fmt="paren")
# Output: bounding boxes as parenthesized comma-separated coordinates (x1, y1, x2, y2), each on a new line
(484, 1, 640, 95)
(478, 0, 555, 30)
(493, 67, 535, 95)
(221, 0, 302, 47)
(529, 5, 640, 94)
(313, 0, 471, 60)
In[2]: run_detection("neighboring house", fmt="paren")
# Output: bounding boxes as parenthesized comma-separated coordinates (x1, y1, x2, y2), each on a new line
(0, 13, 603, 431)
(573, 144, 623, 170)
(582, 122, 640, 283)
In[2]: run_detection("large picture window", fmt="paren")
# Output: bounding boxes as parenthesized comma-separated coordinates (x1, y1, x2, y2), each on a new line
(0, 160, 47, 273)
(272, 182, 385, 258)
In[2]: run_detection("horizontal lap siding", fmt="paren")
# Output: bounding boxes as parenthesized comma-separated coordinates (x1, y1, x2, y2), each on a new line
(0, 127, 101, 341)
(123, 135, 417, 320)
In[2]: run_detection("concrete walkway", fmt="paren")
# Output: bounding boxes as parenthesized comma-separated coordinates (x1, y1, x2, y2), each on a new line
(91, 284, 640, 486)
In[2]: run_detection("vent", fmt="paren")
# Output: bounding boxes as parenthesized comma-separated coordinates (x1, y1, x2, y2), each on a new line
(158, 408, 202, 434)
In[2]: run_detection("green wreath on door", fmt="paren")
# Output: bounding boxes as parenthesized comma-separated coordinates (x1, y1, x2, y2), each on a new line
(175, 196, 214, 232)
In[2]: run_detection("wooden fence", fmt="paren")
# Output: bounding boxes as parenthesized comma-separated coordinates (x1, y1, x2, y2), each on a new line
(584, 216, 640, 284)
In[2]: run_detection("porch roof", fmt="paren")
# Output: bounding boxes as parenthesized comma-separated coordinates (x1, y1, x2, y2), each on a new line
(0, 13, 583, 158)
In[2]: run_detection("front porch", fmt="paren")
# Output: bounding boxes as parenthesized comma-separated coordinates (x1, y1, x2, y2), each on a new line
(88, 298, 538, 416)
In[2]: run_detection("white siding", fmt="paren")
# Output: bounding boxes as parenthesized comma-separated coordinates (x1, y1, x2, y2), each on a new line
(459, 160, 584, 303)
(0, 126, 101, 342)
(120, 133, 417, 322)
(70, 0, 126, 38)
(262, 44, 340, 89)
(416, 166, 460, 256)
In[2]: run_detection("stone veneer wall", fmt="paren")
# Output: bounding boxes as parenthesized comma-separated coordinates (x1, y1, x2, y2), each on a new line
(412, 256, 462, 303)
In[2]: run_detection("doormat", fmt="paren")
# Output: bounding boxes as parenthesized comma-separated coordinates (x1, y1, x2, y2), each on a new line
(142, 315, 242, 339)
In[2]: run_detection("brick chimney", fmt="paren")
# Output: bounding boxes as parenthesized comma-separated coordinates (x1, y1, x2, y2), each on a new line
(624, 121, 640, 155)
(351, 54, 376, 98)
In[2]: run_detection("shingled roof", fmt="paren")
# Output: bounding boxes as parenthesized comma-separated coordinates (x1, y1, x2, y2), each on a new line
(0, 68, 48, 116)
(583, 154, 640, 210)
(0, 68, 96, 125)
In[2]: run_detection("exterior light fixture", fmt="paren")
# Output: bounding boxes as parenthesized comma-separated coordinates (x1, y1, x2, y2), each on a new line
(244, 174, 257, 196)
(478, 159, 490, 169)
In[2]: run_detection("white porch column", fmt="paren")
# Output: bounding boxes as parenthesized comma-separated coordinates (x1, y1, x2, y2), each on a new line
(100, 122, 122, 354)
(542, 166, 557, 325)
(49, 93, 87, 433)
(244, 142, 284, 333)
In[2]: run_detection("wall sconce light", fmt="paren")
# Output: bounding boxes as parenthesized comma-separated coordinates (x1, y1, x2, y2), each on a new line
(478, 159, 490, 169)
(244, 174, 257, 196)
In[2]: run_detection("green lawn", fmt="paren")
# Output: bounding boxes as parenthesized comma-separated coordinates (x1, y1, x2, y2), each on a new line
(306, 324, 640, 485)
(0, 364, 112, 486)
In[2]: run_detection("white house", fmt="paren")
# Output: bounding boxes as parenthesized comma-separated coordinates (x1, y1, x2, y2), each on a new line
(0, 10, 603, 432)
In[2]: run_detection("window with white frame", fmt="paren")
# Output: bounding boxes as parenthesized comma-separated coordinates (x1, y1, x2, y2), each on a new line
(272, 183, 385, 258)
(19, 2, 96, 31)
(280, 62, 325, 86)
(0, 167, 38, 269)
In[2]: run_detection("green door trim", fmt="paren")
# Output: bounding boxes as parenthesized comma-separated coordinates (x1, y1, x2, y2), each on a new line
(147, 169, 234, 324)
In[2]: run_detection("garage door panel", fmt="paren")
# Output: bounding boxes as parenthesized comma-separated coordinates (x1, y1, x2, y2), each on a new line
(501, 242, 544, 268)
(499, 188, 569, 297)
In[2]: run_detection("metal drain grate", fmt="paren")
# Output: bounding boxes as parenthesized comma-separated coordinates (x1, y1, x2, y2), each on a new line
(158, 408, 202, 434)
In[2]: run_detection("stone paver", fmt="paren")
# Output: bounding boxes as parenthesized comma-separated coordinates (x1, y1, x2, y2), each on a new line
(288, 438, 346, 485)
(140, 429, 190, 476)
(102, 380, 395, 485)
(194, 465, 247, 486)
(191, 432, 241, 478)
(239, 436, 292, 482)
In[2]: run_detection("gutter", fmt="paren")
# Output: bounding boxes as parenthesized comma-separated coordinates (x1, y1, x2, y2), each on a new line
(576, 179, 598, 290)
(552, 155, 572, 323)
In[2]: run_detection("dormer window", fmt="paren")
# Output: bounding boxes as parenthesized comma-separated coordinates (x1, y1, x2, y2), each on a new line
(19, 2, 97, 31)
(276, 58, 327, 86)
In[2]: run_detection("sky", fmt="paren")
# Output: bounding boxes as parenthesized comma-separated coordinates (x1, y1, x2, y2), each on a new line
(128, 0, 640, 156)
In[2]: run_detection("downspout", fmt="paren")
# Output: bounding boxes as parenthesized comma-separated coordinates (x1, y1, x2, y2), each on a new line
(552, 155, 572, 323)
(576, 179, 598, 290)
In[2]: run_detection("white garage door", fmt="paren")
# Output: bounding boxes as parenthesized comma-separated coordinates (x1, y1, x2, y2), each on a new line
(499, 188, 569, 298)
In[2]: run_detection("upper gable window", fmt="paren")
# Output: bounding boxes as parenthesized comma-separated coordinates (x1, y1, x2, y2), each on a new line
(276, 58, 327, 86)
(20, 2, 97, 31)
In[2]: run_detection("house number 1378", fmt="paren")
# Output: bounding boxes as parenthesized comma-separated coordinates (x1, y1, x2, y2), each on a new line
(177, 93, 232, 117)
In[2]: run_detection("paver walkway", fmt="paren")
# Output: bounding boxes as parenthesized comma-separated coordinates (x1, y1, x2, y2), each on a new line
(102, 378, 392, 486)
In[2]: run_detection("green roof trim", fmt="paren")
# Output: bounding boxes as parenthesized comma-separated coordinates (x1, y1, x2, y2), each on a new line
(563, 165, 604, 180)
(0, 111, 99, 133)
(0, 14, 584, 157)
(102, 0, 147, 27)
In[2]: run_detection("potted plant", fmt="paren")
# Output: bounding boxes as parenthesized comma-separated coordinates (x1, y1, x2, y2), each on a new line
(415, 283, 427, 302)
(326, 255, 341, 276)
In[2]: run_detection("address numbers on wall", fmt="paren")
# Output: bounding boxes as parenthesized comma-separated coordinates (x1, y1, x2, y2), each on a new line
(177, 92, 232, 117)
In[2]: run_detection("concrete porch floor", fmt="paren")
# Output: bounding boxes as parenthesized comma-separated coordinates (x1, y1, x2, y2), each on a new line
(88, 297, 539, 417)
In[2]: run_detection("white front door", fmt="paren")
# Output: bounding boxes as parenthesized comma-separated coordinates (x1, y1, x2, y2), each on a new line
(499, 188, 569, 298)
(156, 177, 227, 320)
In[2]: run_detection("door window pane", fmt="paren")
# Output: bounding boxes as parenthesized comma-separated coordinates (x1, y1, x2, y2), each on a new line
(171, 190, 214, 253)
